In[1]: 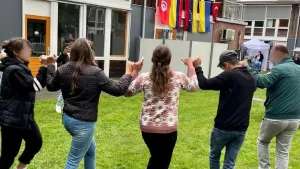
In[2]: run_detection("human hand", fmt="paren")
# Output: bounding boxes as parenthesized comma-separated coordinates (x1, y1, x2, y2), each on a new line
(193, 57, 202, 67)
(181, 58, 194, 67)
(0, 53, 5, 60)
(125, 60, 134, 75)
(133, 60, 143, 72)
(47, 54, 56, 64)
(240, 60, 248, 67)
(40, 55, 48, 67)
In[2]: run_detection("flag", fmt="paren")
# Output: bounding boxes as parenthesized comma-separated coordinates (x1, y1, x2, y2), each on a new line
(192, 0, 198, 33)
(184, 0, 190, 31)
(188, 0, 194, 32)
(198, 1, 211, 32)
(211, 2, 221, 21)
(159, 0, 171, 25)
(175, 0, 183, 29)
(169, 0, 177, 28)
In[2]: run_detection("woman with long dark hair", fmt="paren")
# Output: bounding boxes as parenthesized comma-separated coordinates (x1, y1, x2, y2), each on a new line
(46, 38, 140, 169)
(125, 45, 198, 169)
(0, 38, 52, 169)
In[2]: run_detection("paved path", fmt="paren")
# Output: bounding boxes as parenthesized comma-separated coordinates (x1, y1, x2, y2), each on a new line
(36, 89, 60, 100)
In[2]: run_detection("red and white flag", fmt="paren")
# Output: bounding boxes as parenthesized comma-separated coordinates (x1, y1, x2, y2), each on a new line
(211, 2, 221, 21)
(159, 0, 170, 25)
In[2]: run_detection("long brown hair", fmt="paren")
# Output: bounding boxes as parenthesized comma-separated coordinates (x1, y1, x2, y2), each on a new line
(70, 38, 97, 89)
(150, 45, 172, 96)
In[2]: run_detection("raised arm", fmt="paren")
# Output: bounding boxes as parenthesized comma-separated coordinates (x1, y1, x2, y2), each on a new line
(98, 70, 132, 97)
(180, 66, 198, 92)
(9, 66, 47, 92)
(125, 73, 145, 97)
(46, 64, 60, 92)
(98, 61, 136, 96)
(195, 67, 230, 90)
(248, 66, 280, 89)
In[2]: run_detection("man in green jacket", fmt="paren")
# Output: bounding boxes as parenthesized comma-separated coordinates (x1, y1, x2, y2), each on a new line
(244, 45, 300, 169)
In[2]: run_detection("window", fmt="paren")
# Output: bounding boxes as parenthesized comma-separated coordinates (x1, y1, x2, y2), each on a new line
(244, 21, 252, 36)
(266, 19, 276, 28)
(176, 28, 184, 40)
(253, 28, 263, 36)
(278, 29, 288, 37)
(57, 3, 80, 54)
(245, 28, 251, 36)
(109, 61, 126, 78)
(265, 28, 275, 37)
(279, 19, 289, 28)
(245, 21, 252, 26)
(111, 10, 127, 56)
(254, 21, 264, 27)
(132, 0, 156, 7)
(86, 6, 105, 56)
(253, 21, 264, 36)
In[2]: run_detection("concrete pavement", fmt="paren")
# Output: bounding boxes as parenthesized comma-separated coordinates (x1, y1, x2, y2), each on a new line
(36, 89, 60, 100)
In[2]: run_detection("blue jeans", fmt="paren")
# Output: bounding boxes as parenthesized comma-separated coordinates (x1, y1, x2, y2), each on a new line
(210, 128, 246, 169)
(57, 92, 63, 106)
(62, 113, 96, 169)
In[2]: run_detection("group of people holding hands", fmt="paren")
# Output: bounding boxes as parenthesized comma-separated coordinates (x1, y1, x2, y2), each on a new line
(0, 37, 299, 169)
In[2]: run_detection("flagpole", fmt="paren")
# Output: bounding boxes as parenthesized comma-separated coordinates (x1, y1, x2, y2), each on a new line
(142, 0, 147, 38)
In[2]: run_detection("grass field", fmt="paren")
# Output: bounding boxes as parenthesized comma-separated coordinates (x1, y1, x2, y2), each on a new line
(5, 89, 300, 169)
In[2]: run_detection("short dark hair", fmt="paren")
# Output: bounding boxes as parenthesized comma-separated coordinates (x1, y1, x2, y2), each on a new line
(2, 38, 32, 58)
(273, 45, 289, 55)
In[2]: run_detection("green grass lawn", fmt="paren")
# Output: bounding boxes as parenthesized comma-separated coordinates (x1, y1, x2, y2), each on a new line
(5, 89, 300, 169)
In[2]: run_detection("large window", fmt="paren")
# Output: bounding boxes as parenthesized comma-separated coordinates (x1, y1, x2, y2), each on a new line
(132, 0, 156, 7)
(266, 19, 276, 37)
(245, 19, 289, 38)
(244, 21, 253, 36)
(57, 3, 80, 54)
(253, 21, 264, 36)
(278, 19, 289, 37)
(86, 6, 105, 57)
(111, 10, 127, 56)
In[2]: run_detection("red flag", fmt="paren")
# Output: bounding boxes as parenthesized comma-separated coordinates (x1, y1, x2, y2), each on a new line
(184, 0, 190, 31)
(211, 2, 221, 21)
(159, 0, 171, 25)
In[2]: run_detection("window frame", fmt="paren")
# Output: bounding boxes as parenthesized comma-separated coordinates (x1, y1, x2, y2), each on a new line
(110, 9, 129, 57)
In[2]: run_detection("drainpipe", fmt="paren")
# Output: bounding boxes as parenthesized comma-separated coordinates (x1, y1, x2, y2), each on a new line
(142, 0, 147, 38)
(293, 5, 300, 56)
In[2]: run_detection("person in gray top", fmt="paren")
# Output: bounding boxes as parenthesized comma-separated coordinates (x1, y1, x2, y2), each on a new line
(46, 38, 142, 169)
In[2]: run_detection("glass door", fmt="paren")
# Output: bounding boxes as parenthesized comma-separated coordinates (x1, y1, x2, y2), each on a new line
(25, 15, 50, 77)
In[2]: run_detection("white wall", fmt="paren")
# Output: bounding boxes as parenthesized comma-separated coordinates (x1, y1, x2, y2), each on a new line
(63, 0, 131, 10)
(211, 43, 228, 77)
(24, 0, 51, 17)
(139, 39, 163, 73)
(139, 38, 228, 78)
(190, 42, 212, 77)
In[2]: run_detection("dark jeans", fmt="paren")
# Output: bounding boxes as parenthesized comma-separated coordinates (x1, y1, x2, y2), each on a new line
(142, 131, 177, 169)
(210, 128, 246, 169)
(0, 120, 42, 169)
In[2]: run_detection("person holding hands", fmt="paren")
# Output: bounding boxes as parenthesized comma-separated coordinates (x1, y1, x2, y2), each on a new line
(0, 37, 55, 169)
(125, 45, 198, 169)
(188, 50, 256, 169)
(46, 38, 141, 169)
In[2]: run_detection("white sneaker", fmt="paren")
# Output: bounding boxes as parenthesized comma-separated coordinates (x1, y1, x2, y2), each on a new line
(56, 105, 62, 113)
(14, 167, 27, 169)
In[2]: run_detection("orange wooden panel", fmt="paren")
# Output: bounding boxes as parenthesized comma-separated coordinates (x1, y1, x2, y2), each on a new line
(25, 15, 50, 77)
(28, 58, 41, 77)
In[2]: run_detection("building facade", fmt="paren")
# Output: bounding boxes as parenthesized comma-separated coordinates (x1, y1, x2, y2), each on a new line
(243, 4, 291, 46)
(0, 0, 248, 77)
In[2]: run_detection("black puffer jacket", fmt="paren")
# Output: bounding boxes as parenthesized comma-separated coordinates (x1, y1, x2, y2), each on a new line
(0, 57, 47, 129)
